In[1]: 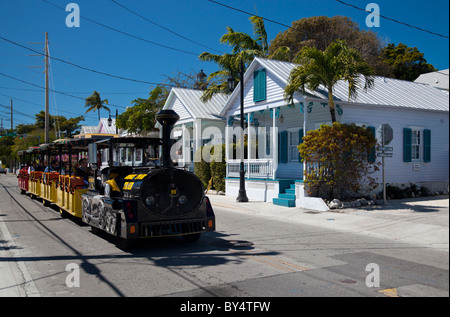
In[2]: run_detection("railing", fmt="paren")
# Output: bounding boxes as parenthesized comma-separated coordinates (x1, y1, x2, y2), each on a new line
(305, 161, 332, 178)
(227, 159, 273, 179)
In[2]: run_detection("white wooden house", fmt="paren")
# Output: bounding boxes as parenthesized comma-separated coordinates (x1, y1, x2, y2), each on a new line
(221, 57, 449, 209)
(157, 87, 229, 170)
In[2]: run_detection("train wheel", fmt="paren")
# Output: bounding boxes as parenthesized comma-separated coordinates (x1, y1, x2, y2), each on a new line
(60, 208, 68, 218)
(182, 233, 201, 243)
(90, 226, 100, 235)
(116, 237, 135, 250)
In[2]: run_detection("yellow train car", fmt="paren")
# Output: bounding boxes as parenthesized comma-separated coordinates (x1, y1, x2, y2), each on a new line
(17, 135, 116, 217)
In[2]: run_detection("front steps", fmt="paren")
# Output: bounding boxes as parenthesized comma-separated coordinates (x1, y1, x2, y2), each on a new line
(273, 183, 296, 207)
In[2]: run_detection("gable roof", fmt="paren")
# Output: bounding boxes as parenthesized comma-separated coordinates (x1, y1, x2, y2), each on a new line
(221, 57, 449, 116)
(414, 69, 449, 91)
(162, 87, 229, 123)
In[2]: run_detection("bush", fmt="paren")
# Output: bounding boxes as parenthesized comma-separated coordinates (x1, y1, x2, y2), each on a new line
(299, 122, 379, 200)
(194, 144, 227, 192)
(210, 144, 226, 192)
(194, 145, 212, 190)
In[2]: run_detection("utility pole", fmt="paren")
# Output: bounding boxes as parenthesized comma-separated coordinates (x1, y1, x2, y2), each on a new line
(45, 32, 49, 144)
(10, 99, 13, 130)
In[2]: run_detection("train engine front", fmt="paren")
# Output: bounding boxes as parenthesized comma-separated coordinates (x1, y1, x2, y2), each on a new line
(81, 110, 215, 243)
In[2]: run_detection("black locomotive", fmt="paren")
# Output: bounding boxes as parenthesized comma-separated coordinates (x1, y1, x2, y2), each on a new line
(82, 110, 215, 245)
(18, 109, 215, 247)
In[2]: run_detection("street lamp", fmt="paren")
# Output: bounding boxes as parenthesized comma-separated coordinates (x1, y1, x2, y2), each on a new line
(197, 69, 207, 90)
(107, 111, 112, 127)
(230, 60, 248, 202)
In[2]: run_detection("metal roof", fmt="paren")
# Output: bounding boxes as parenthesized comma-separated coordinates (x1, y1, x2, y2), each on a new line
(222, 57, 449, 115)
(414, 69, 449, 91)
(164, 87, 229, 121)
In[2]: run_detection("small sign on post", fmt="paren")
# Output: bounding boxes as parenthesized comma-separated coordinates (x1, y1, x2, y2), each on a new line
(378, 124, 394, 205)
(382, 124, 393, 145)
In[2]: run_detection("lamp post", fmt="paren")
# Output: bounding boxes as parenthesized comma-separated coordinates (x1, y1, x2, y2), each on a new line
(107, 112, 112, 128)
(115, 109, 118, 134)
(228, 61, 248, 202)
(107, 110, 119, 134)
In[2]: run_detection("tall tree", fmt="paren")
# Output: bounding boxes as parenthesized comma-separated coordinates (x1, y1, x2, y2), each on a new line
(84, 91, 110, 121)
(116, 85, 169, 134)
(381, 43, 437, 81)
(270, 16, 390, 76)
(285, 40, 375, 123)
(34, 111, 84, 137)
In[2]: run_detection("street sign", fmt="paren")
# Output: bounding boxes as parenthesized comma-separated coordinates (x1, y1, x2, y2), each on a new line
(377, 152, 393, 157)
(378, 146, 393, 151)
(381, 124, 393, 145)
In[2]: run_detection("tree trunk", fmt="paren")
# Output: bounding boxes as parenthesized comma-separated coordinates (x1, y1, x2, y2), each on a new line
(328, 88, 336, 123)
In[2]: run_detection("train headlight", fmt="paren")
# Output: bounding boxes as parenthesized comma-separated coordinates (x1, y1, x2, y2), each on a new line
(179, 195, 187, 205)
(145, 196, 155, 206)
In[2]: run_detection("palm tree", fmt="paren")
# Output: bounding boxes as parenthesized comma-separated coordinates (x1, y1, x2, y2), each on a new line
(284, 40, 374, 123)
(84, 91, 110, 122)
(199, 16, 290, 101)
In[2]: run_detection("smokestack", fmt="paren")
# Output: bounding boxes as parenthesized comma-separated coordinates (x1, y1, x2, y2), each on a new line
(156, 110, 180, 168)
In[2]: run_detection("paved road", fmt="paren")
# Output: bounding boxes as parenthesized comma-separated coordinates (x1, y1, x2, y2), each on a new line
(1, 174, 448, 298)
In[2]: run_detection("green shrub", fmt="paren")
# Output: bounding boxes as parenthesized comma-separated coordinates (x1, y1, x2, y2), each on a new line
(299, 122, 379, 200)
(194, 144, 227, 192)
(210, 144, 226, 192)
(194, 145, 212, 189)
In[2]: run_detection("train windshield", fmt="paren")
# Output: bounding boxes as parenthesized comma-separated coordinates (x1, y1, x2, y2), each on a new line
(97, 137, 162, 168)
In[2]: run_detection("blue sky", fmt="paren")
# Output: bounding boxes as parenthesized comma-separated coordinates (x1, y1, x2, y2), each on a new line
(0, 0, 448, 129)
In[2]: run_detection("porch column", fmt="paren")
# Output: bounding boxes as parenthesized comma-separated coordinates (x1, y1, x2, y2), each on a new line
(182, 123, 187, 165)
(272, 109, 278, 180)
(247, 115, 251, 179)
(225, 122, 230, 178)
(194, 119, 201, 160)
(303, 99, 308, 179)
(225, 120, 230, 162)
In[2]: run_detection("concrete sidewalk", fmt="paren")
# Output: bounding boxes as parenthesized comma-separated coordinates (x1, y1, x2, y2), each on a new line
(207, 194, 449, 251)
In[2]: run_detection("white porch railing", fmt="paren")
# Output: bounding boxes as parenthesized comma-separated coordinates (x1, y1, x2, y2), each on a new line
(227, 159, 273, 179)
(305, 160, 332, 178)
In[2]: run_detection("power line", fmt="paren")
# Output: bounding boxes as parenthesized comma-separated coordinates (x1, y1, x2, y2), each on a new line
(207, 0, 449, 40)
(206, 0, 291, 29)
(0, 71, 128, 111)
(110, 0, 223, 54)
(0, 35, 182, 87)
(42, 0, 200, 56)
(336, 0, 449, 39)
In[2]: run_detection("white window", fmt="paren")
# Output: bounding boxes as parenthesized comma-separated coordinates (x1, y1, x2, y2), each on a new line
(411, 129, 421, 161)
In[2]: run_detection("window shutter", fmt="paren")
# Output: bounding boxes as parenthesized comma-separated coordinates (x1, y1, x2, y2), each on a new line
(298, 129, 304, 163)
(403, 128, 412, 162)
(278, 131, 288, 163)
(423, 129, 431, 162)
(368, 126, 376, 163)
(253, 68, 266, 102)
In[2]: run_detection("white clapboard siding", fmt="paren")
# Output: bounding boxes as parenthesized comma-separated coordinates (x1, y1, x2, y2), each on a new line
(342, 104, 449, 184)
